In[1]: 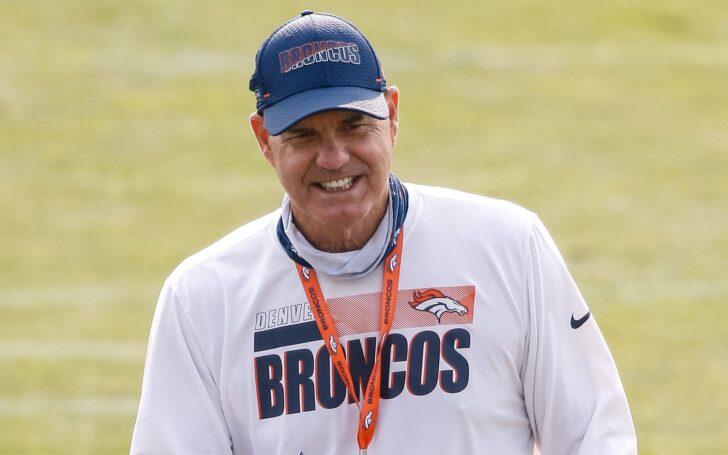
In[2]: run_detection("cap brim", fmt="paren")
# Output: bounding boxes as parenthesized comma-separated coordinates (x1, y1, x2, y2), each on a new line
(263, 86, 388, 136)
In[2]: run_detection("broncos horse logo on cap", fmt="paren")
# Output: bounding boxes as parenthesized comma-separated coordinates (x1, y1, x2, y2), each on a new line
(408, 289, 468, 323)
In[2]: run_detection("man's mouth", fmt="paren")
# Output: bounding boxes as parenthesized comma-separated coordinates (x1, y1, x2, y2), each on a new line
(317, 176, 355, 192)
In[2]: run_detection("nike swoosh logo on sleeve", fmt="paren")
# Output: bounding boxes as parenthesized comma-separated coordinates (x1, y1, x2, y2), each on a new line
(570, 311, 591, 329)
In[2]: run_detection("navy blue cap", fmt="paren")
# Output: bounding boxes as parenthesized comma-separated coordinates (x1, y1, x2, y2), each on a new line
(249, 11, 388, 135)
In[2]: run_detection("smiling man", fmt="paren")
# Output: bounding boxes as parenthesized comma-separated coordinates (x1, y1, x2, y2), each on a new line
(131, 11, 636, 455)
(251, 106, 398, 254)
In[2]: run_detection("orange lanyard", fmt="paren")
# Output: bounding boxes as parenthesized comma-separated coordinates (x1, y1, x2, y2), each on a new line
(294, 229, 404, 454)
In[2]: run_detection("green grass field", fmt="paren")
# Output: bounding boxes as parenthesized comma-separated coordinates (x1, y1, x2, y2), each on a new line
(1, 0, 727, 453)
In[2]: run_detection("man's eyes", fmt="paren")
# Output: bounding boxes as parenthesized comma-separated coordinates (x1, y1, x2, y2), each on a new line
(284, 123, 371, 140)
(344, 122, 374, 132)
(286, 131, 314, 140)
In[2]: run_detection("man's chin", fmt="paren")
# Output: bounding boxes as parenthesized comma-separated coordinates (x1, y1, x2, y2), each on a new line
(313, 207, 369, 228)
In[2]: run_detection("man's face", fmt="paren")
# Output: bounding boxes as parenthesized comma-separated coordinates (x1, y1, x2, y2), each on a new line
(251, 87, 399, 243)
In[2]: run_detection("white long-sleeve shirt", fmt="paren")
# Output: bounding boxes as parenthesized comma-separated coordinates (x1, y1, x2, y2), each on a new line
(131, 183, 636, 454)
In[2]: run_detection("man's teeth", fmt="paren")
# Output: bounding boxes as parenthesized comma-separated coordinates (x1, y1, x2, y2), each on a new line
(319, 177, 354, 192)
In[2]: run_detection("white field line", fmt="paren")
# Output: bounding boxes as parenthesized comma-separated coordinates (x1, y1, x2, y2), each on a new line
(0, 397, 138, 416)
(0, 341, 146, 361)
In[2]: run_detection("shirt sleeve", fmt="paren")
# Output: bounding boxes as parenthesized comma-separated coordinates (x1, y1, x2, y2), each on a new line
(130, 283, 233, 455)
(521, 218, 637, 455)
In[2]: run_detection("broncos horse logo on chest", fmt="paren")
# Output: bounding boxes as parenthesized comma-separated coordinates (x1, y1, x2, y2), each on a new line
(408, 289, 468, 323)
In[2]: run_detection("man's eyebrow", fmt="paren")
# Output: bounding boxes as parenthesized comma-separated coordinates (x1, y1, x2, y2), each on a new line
(284, 126, 314, 135)
(341, 113, 366, 125)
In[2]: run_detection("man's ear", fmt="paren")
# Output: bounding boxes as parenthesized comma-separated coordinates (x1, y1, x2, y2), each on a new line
(385, 86, 399, 145)
(250, 112, 275, 166)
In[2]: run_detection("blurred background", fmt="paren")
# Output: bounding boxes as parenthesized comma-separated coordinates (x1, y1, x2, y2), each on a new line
(1, 0, 726, 453)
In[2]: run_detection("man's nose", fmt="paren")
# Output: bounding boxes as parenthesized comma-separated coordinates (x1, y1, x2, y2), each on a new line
(315, 137, 349, 170)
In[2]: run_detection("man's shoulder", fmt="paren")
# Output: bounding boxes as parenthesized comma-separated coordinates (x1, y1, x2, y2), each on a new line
(405, 183, 541, 267)
(166, 210, 281, 285)
(406, 182, 538, 226)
